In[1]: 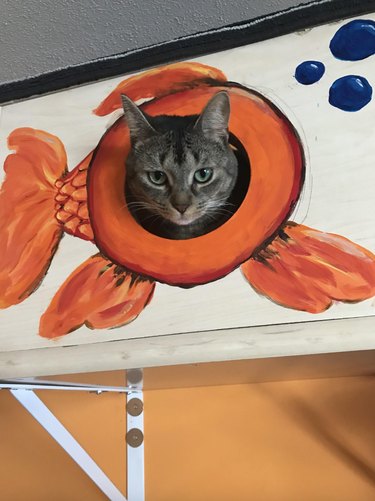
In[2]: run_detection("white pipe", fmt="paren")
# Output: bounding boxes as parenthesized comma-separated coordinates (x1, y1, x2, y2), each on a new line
(1, 382, 130, 392)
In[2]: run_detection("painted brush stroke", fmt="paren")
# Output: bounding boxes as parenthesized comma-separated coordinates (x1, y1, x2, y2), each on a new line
(329, 75, 373, 111)
(330, 19, 375, 61)
(1, 62, 375, 338)
(295, 61, 325, 85)
(296, 18, 374, 111)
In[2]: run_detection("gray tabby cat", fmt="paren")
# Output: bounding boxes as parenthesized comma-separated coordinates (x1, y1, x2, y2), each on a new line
(121, 91, 238, 239)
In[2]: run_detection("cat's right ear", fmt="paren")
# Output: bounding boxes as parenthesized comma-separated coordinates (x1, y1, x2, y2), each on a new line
(194, 91, 230, 142)
(121, 94, 156, 144)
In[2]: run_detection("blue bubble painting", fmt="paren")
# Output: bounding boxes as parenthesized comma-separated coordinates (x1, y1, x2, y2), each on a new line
(295, 18, 374, 111)
(295, 61, 325, 85)
(330, 19, 375, 61)
(329, 75, 373, 112)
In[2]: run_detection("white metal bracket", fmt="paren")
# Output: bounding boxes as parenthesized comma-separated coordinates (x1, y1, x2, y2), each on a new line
(127, 389, 144, 501)
(5, 375, 145, 501)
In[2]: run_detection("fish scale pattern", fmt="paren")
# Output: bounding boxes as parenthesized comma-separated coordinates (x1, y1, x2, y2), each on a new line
(54, 161, 94, 241)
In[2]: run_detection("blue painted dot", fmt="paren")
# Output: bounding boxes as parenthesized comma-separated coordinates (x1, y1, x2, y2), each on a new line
(330, 19, 375, 61)
(329, 75, 372, 111)
(295, 60, 325, 85)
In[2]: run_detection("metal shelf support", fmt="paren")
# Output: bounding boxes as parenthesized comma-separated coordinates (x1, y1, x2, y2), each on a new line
(5, 376, 145, 501)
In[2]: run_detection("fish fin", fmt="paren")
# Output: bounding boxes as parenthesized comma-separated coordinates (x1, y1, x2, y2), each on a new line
(39, 254, 155, 338)
(241, 223, 375, 313)
(93, 62, 227, 116)
(0, 128, 67, 308)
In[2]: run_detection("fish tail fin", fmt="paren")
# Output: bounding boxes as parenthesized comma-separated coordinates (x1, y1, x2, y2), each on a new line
(0, 128, 67, 308)
(241, 223, 375, 313)
(93, 62, 227, 116)
(39, 254, 155, 339)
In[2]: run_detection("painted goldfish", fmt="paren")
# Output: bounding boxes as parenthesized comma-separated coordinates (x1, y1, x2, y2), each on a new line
(1, 62, 374, 338)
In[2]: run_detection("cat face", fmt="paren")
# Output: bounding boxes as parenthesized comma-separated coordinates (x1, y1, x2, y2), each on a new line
(122, 92, 238, 229)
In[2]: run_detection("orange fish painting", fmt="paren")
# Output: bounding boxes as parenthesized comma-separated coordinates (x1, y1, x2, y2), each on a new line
(1, 62, 375, 339)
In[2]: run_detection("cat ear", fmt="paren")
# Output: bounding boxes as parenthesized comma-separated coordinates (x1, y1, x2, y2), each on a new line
(121, 94, 156, 144)
(195, 91, 230, 142)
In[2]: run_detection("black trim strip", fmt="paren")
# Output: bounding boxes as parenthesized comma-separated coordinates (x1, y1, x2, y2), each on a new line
(1, 0, 375, 104)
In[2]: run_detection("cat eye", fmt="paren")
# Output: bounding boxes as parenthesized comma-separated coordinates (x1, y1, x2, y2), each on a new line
(194, 168, 213, 184)
(148, 171, 167, 185)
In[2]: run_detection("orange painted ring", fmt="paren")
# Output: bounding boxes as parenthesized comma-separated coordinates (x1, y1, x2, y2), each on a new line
(88, 84, 304, 286)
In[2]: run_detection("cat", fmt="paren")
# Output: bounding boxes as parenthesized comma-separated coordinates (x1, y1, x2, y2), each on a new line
(121, 91, 239, 240)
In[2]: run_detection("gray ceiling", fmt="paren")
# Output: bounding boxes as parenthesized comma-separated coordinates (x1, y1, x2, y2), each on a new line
(0, 0, 313, 84)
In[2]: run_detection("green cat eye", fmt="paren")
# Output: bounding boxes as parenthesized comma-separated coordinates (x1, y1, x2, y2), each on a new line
(148, 171, 167, 185)
(194, 168, 213, 183)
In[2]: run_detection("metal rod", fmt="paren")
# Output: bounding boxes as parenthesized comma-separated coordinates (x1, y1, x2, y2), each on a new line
(11, 389, 127, 501)
(126, 371, 144, 501)
(1, 381, 132, 393)
(7, 377, 132, 389)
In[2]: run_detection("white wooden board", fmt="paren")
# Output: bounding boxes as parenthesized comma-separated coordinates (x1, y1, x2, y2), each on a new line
(1, 13, 375, 376)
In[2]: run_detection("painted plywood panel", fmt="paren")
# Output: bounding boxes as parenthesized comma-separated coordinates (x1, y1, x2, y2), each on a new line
(1, 14, 375, 374)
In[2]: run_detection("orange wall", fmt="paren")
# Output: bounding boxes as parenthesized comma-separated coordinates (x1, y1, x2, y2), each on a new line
(145, 376, 375, 501)
(0, 371, 127, 501)
(1, 373, 375, 500)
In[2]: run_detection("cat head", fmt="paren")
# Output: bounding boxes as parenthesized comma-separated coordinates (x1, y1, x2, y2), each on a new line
(121, 91, 238, 228)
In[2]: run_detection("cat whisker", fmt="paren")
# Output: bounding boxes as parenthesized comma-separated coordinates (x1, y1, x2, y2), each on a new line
(142, 214, 163, 224)
(205, 206, 234, 216)
(127, 201, 153, 209)
(126, 202, 149, 209)
(201, 211, 219, 222)
(206, 200, 236, 210)
(216, 208, 235, 216)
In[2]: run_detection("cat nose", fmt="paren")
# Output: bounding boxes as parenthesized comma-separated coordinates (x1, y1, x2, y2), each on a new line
(174, 203, 189, 214)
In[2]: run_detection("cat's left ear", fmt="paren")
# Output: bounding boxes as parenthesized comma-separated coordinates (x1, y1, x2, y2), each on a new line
(121, 94, 156, 145)
(194, 91, 230, 142)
